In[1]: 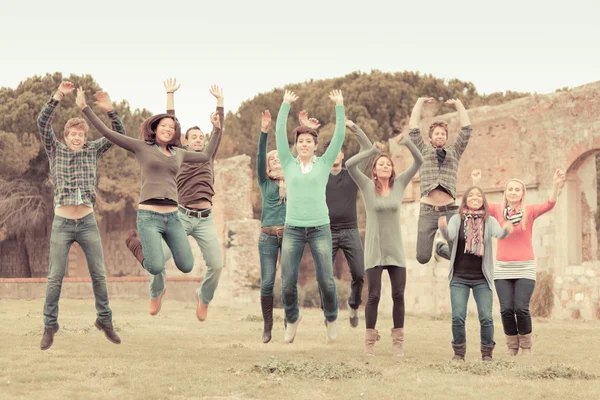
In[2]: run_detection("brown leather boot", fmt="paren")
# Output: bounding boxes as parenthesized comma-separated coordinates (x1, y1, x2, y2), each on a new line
(260, 296, 274, 343)
(149, 289, 166, 316)
(364, 329, 380, 356)
(518, 333, 533, 356)
(95, 319, 121, 344)
(391, 328, 405, 357)
(40, 324, 59, 351)
(481, 343, 495, 361)
(125, 230, 144, 266)
(505, 334, 519, 356)
(452, 343, 466, 361)
(195, 291, 209, 322)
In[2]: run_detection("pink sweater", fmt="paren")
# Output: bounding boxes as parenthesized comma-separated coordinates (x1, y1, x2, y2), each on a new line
(489, 201, 556, 262)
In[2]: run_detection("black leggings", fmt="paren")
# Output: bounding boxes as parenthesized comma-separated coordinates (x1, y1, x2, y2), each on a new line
(365, 266, 406, 329)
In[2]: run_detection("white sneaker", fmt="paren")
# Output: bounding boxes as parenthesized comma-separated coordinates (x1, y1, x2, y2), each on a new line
(326, 319, 338, 342)
(284, 315, 302, 344)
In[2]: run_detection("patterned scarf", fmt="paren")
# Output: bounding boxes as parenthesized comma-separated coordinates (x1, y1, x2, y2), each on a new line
(463, 208, 486, 257)
(503, 204, 523, 225)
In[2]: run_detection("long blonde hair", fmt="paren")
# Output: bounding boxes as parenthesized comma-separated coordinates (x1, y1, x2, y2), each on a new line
(266, 150, 286, 202)
(500, 178, 528, 230)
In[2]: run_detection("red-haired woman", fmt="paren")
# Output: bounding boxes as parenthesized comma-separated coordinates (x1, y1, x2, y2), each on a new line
(346, 135, 424, 356)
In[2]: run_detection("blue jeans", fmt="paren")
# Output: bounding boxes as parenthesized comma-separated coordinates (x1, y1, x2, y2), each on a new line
(281, 224, 338, 323)
(331, 228, 364, 309)
(450, 278, 495, 345)
(136, 209, 194, 276)
(258, 231, 283, 297)
(416, 204, 457, 264)
(150, 212, 223, 304)
(43, 213, 112, 328)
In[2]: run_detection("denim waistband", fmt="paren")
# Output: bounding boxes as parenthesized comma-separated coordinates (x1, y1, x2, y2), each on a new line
(53, 212, 96, 224)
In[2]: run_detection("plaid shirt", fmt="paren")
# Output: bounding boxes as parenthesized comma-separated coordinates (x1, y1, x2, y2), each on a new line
(37, 98, 126, 208)
(409, 125, 472, 199)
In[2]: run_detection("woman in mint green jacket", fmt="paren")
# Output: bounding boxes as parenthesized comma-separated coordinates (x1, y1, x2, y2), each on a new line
(275, 90, 346, 344)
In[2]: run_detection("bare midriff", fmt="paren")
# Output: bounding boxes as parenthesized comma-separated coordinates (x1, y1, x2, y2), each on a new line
(185, 200, 212, 210)
(420, 187, 455, 206)
(138, 204, 178, 213)
(55, 205, 94, 219)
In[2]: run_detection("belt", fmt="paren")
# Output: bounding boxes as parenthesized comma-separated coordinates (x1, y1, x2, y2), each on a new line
(178, 205, 211, 218)
(261, 225, 285, 237)
(421, 203, 459, 212)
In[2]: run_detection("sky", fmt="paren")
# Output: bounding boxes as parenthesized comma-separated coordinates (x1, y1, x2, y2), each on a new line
(1, 0, 598, 131)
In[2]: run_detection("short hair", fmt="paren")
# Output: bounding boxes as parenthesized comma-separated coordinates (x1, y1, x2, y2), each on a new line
(184, 126, 204, 140)
(63, 118, 89, 137)
(428, 121, 448, 139)
(292, 126, 318, 145)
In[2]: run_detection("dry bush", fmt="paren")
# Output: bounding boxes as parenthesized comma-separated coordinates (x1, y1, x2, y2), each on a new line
(531, 271, 555, 318)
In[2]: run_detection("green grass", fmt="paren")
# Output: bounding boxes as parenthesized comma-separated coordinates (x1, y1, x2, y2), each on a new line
(1, 299, 599, 400)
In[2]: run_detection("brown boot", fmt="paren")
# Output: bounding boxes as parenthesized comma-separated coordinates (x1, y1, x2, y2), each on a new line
(40, 324, 59, 351)
(94, 319, 121, 344)
(391, 328, 405, 357)
(452, 343, 466, 361)
(195, 291, 209, 322)
(481, 343, 495, 361)
(125, 230, 144, 266)
(505, 334, 519, 356)
(260, 296, 274, 343)
(364, 329, 380, 356)
(518, 333, 533, 356)
(149, 289, 166, 316)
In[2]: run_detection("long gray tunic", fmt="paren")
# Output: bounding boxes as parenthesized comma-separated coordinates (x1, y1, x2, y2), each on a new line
(346, 140, 424, 270)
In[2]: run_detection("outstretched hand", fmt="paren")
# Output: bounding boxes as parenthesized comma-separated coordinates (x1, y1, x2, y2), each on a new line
(164, 78, 181, 93)
(209, 85, 223, 100)
(445, 98, 464, 109)
(392, 134, 407, 145)
(75, 88, 87, 110)
(375, 142, 385, 152)
(58, 81, 76, 96)
(94, 91, 114, 113)
(299, 110, 321, 130)
(418, 96, 435, 104)
(261, 110, 271, 132)
(210, 111, 221, 129)
(283, 90, 299, 104)
(553, 169, 566, 188)
(345, 118, 355, 128)
(328, 90, 343, 106)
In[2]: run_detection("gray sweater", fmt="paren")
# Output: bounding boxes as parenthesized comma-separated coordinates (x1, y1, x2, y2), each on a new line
(444, 214, 510, 289)
(346, 140, 424, 270)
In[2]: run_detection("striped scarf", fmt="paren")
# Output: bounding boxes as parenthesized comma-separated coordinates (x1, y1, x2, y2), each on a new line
(463, 209, 486, 257)
(503, 205, 523, 225)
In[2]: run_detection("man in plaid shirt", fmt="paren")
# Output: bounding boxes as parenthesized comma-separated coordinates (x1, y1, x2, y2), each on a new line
(38, 81, 124, 350)
(408, 97, 472, 264)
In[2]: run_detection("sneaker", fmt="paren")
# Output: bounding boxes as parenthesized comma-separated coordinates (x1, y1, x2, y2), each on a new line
(284, 315, 302, 344)
(194, 291, 209, 322)
(349, 307, 359, 328)
(326, 319, 338, 342)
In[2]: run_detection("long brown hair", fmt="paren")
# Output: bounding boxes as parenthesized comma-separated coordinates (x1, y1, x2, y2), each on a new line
(140, 114, 182, 147)
(371, 153, 395, 196)
(500, 179, 528, 230)
(459, 186, 490, 220)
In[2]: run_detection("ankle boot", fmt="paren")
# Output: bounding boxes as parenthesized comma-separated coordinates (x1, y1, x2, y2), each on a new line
(95, 319, 121, 344)
(505, 334, 519, 356)
(518, 333, 533, 356)
(391, 328, 405, 357)
(260, 296, 274, 343)
(365, 329, 380, 356)
(452, 343, 466, 361)
(481, 343, 495, 361)
(40, 324, 60, 351)
(125, 230, 144, 266)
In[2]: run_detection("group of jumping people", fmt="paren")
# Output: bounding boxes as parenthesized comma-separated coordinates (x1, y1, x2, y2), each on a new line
(36, 80, 565, 362)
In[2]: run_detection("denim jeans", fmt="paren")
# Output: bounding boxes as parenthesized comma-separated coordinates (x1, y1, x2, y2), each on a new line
(136, 209, 194, 276)
(258, 231, 283, 297)
(416, 204, 457, 264)
(495, 278, 536, 335)
(450, 278, 495, 345)
(281, 224, 338, 323)
(150, 212, 223, 304)
(331, 228, 364, 310)
(43, 213, 112, 328)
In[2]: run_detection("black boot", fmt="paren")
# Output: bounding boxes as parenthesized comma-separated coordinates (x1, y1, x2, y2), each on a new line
(260, 296, 274, 343)
(95, 319, 121, 344)
(40, 324, 60, 351)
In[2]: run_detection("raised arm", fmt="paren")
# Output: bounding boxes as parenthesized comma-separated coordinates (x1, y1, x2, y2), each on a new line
(446, 99, 472, 159)
(275, 90, 298, 168)
(92, 91, 127, 157)
(257, 110, 271, 184)
(182, 110, 221, 163)
(346, 120, 373, 172)
(164, 78, 180, 114)
(346, 143, 381, 190)
(206, 85, 225, 159)
(394, 134, 425, 186)
(77, 88, 140, 153)
(321, 90, 346, 166)
(408, 97, 433, 152)
(548, 169, 565, 203)
(37, 81, 76, 154)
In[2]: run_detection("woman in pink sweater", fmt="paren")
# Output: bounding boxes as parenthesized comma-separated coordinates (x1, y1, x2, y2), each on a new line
(472, 169, 565, 356)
